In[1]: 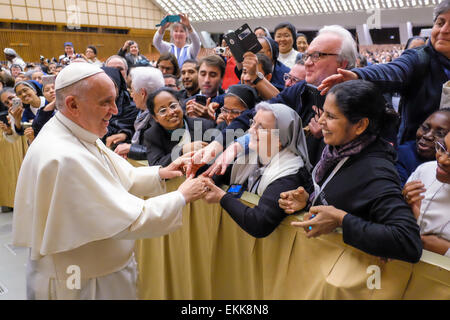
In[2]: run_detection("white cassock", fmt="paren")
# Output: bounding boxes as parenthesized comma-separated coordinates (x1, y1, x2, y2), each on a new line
(12, 111, 186, 300)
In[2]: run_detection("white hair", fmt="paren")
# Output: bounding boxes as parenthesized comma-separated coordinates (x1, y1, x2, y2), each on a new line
(318, 25, 358, 69)
(130, 67, 164, 94)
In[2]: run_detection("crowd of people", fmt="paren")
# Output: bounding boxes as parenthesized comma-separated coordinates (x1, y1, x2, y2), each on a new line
(1, 1, 449, 299)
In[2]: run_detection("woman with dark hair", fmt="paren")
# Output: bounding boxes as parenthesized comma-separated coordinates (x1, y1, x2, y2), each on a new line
(274, 22, 300, 68)
(157, 53, 180, 78)
(279, 80, 423, 263)
(144, 87, 215, 166)
(296, 33, 309, 53)
(396, 108, 450, 186)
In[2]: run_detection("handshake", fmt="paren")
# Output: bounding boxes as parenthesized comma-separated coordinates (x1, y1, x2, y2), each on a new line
(158, 150, 227, 205)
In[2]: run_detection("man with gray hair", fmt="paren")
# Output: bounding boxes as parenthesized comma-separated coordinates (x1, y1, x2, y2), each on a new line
(114, 66, 165, 160)
(190, 25, 358, 173)
(319, 0, 450, 144)
(12, 62, 210, 299)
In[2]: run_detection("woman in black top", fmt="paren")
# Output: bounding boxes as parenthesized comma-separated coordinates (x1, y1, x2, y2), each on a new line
(203, 102, 313, 238)
(279, 80, 423, 263)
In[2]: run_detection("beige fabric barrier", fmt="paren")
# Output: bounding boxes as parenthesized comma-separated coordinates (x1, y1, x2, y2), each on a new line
(0, 135, 28, 208)
(135, 176, 450, 300)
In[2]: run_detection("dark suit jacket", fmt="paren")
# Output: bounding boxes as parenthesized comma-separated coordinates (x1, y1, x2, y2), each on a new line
(144, 116, 216, 166)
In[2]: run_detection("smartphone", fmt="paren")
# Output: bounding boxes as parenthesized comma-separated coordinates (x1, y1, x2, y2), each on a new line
(224, 24, 262, 63)
(227, 184, 245, 198)
(156, 15, 181, 27)
(11, 97, 22, 112)
(195, 95, 207, 106)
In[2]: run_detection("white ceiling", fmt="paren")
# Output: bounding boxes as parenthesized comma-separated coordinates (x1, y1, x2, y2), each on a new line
(152, 0, 438, 33)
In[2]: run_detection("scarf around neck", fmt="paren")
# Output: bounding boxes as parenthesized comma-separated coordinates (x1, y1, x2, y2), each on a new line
(314, 133, 377, 185)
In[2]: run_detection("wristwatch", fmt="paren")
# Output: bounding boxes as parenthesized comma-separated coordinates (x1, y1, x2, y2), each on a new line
(252, 72, 264, 85)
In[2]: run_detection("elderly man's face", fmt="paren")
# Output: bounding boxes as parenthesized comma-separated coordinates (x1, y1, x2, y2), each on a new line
(304, 33, 344, 87)
(70, 73, 118, 138)
(0, 91, 16, 108)
(106, 58, 127, 81)
(431, 10, 450, 58)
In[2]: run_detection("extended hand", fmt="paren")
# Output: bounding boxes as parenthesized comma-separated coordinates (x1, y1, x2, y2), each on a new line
(106, 133, 127, 148)
(203, 141, 242, 177)
(317, 68, 358, 95)
(178, 176, 210, 203)
(290, 205, 347, 238)
(203, 178, 226, 203)
(278, 186, 309, 214)
(114, 143, 131, 159)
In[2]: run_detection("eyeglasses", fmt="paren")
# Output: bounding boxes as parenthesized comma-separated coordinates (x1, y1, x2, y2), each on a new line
(283, 73, 302, 83)
(221, 107, 243, 115)
(436, 141, 450, 157)
(157, 102, 179, 116)
(249, 119, 264, 130)
(300, 51, 339, 63)
(419, 124, 448, 139)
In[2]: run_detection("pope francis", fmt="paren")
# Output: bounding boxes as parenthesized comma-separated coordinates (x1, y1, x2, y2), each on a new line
(12, 62, 208, 299)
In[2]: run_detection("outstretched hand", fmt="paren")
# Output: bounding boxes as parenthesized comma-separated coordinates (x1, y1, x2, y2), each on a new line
(278, 186, 309, 214)
(317, 68, 358, 95)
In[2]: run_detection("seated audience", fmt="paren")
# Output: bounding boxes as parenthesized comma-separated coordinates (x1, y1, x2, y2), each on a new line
(396, 108, 450, 186)
(144, 88, 216, 166)
(153, 13, 201, 68)
(403, 131, 450, 257)
(278, 80, 422, 263)
(203, 102, 312, 238)
(114, 67, 165, 160)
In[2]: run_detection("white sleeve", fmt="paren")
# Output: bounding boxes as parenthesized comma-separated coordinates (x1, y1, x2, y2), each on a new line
(113, 190, 186, 240)
(188, 28, 201, 59)
(406, 166, 421, 184)
(153, 29, 172, 54)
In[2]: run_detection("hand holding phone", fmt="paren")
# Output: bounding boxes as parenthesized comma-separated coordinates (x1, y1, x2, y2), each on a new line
(11, 97, 22, 112)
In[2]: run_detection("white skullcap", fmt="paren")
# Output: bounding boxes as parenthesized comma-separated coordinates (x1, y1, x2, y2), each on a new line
(55, 62, 104, 90)
(4, 48, 17, 56)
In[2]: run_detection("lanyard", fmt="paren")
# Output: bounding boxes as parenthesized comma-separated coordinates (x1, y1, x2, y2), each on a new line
(311, 157, 349, 206)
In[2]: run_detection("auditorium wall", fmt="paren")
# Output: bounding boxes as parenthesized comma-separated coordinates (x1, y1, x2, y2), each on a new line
(0, 0, 166, 62)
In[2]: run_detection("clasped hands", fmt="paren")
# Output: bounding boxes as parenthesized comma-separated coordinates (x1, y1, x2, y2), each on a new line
(158, 149, 227, 204)
(278, 187, 346, 238)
